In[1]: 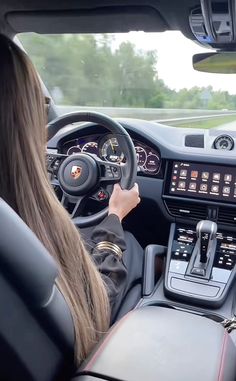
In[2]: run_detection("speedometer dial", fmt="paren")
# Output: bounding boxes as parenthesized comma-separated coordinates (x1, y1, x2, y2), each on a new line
(101, 138, 124, 163)
(135, 146, 147, 167)
(67, 146, 81, 155)
(145, 154, 160, 174)
(81, 142, 98, 155)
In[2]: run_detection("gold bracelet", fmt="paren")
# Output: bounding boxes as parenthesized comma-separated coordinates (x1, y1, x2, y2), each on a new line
(95, 241, 123, 259)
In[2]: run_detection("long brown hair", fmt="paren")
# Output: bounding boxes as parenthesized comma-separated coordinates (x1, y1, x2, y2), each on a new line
(0, 34, 110, 363)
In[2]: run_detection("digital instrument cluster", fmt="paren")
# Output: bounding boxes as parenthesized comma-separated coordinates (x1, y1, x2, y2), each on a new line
(169, 161, 236, 203)
(61, 134, 161, 175)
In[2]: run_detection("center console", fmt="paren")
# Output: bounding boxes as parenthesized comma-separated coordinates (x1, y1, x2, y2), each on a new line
(73, 159, 236, 381)
(165, 223, 236, 306)
(162, 160, 236, 307)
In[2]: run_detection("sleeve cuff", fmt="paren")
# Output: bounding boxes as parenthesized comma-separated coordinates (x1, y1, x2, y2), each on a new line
(91, 213, 126, 251)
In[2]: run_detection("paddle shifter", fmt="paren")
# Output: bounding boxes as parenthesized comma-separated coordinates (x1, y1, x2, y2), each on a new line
(196, 220, 218, 263)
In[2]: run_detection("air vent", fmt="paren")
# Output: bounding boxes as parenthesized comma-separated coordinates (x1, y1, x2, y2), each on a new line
(218, 206, 236, 225)
(165, 199, 207, 220)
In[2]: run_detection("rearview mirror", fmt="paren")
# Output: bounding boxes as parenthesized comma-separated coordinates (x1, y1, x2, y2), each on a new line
(193, 52, 236, 73)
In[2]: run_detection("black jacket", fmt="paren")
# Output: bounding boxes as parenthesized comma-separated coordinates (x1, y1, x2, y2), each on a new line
(89, 214, 128, 321)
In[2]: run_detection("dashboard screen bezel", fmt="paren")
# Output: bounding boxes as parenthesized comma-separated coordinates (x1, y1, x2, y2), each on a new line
(164, 160, 236, 204)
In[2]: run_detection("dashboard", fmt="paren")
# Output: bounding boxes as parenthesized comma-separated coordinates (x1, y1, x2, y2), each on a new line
(47, 117, 236, 327)
(47, 118, 236, 238)
(60, 134, 161, 176)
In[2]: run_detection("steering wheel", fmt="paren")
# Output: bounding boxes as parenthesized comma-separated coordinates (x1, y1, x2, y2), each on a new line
(46, 111, 137, 227)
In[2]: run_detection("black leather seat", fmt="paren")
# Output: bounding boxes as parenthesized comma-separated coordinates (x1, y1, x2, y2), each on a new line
(0, 198, 75, 381)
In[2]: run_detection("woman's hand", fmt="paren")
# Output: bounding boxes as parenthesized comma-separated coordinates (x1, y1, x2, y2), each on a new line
(108, 183, 141, 222)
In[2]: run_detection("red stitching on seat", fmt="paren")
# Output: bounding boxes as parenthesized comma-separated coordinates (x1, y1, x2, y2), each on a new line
(218, 331, 229, 381)
(84, 311, 133, 371)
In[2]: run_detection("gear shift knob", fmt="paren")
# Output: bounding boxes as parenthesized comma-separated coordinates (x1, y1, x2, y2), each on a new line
(196, 220, 217, 263)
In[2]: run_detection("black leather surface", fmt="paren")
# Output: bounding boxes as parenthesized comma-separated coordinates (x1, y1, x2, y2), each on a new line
(78, 306, 236, 381)
(0, 199, 75, 381)
(0, 199, 57, 305)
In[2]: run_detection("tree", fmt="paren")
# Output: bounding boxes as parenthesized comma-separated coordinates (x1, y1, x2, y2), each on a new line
(19, 33, 236, 110)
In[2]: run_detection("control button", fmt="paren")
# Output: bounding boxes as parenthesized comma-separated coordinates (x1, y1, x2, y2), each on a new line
(213, 173, 220, 181)
(97, 190, 108, 201)
(178, 181, 186, 189)
(105, 166, 114, 178)
(211, 185, 219, 193)
(111, 166, 120, 178)
(170, 260, 188, 275)
(180, 169, 187, 177)
(191, 170, 198, 178)
(202, 172, 209, 179)
(200, 183, 208, 191)
(223, 186, 230, 194)
(189, 182, 196, 190)
(224, 174, 232, 182)
(191, 268, 206, 276)
(106, 172, 114, 178)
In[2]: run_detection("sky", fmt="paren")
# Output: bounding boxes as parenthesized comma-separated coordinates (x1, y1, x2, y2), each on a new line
(115, 31, 236, 94)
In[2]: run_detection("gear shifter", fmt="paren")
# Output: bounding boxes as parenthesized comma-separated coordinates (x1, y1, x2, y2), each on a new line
(187, 220, 218, 278)
(196, 220, 217, 263)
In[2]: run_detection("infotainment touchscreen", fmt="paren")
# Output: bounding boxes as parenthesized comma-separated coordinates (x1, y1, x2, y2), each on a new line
(169, 161, 236, 203)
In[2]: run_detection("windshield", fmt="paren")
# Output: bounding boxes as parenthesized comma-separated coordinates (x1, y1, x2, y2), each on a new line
(18, 31, 236, 129)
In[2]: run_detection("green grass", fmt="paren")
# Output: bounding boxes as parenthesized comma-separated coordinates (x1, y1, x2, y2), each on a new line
(165, 115, 236, 129)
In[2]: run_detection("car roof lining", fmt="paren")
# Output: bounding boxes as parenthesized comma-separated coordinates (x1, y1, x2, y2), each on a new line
(6, 6, 169, 34)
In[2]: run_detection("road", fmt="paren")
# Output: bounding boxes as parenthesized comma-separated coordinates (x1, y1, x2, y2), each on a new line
(56, 105, 236, 122)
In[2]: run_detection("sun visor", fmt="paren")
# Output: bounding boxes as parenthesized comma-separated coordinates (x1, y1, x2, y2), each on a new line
(6, 6, 168, 34)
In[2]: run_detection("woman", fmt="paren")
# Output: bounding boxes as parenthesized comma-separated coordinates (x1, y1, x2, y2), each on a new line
(0, 34, 142, 364)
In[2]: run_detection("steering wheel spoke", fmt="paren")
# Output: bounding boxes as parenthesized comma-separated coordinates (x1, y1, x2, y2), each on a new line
(96, 159, 121, 184)
(46, 152, 68, 177)
(61, 193, 87, 218)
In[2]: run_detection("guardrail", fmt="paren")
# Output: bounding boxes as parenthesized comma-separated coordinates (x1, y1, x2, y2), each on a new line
(157, 113, 236, 125)
(56, 105, 236, 122)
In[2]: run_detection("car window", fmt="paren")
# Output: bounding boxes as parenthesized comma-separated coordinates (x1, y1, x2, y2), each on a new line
(18, 31, 236, 129)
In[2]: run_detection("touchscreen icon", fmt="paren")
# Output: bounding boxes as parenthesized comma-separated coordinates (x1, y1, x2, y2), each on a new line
(178, 181, 186, 189)
(200, 184, 208, 191)
(180, 169, 187, 177)
(202, 172, 209, 180)
(224, 174, 232, 182)
(223, 186, 230, 194)
(191, 171, 198, 178)
(213, 173, 220, 181)
(189, 182, 196, 190)
(211, 185, 219, 193)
